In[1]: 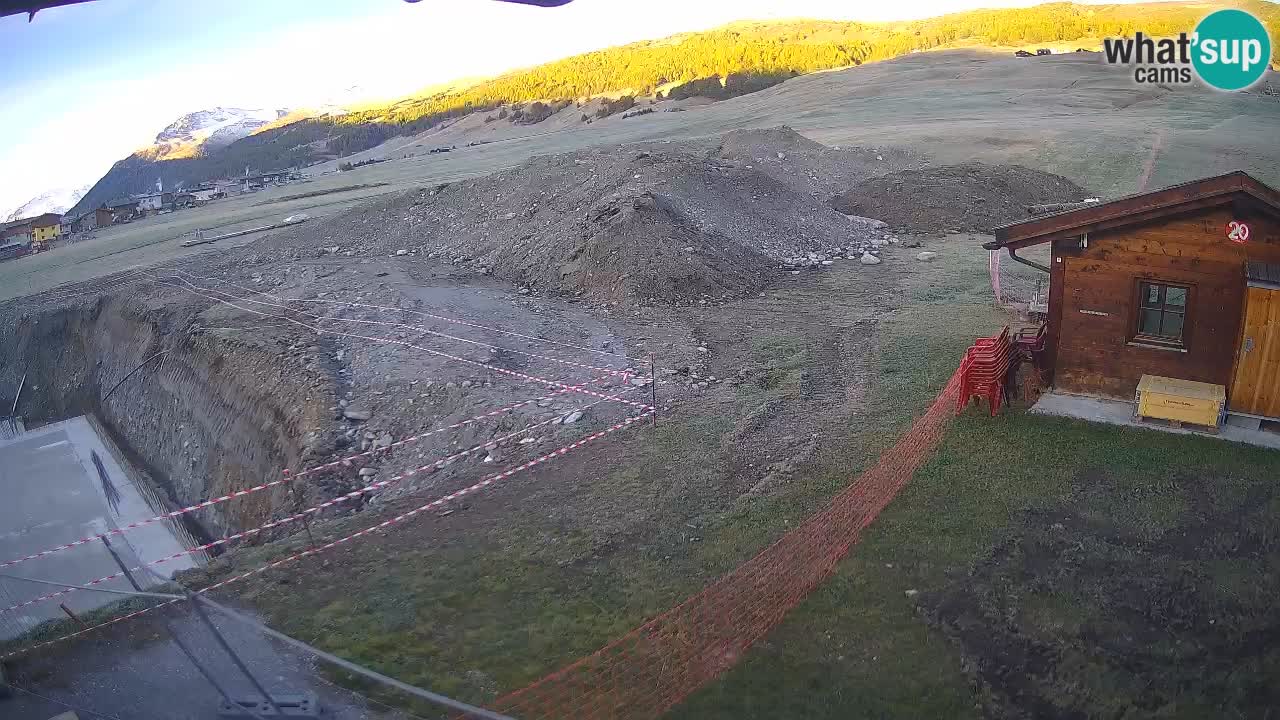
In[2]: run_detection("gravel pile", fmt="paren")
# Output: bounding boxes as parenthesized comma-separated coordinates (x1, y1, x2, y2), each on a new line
(829, 162, 1090, 233)
(254, 128, 902, 306)
(713, 126, 922, 199)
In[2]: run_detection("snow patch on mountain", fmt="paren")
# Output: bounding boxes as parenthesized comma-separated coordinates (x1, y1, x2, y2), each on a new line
(154, 107, 289, 150)
(3, 185, 90, 222)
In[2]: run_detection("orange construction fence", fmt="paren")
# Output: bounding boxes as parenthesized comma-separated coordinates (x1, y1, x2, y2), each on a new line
(493, 364, 967, 719)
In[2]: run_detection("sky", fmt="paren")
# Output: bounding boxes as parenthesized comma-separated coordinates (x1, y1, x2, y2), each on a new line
(0, 0, 1128, 215)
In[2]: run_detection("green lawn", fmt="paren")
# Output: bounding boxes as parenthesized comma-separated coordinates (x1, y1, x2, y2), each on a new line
(674, 406, 1280, 719)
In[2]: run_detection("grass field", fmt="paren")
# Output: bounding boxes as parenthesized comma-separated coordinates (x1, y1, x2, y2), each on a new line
(676, 403, 1280, 719)
(11, 229, 1279, 718)
(218, 234, 1280, 718)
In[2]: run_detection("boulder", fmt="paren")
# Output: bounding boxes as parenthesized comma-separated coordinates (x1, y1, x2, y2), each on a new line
(343, 408, 372, 421)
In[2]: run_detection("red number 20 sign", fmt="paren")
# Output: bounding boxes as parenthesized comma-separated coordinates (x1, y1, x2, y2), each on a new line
(1228, 220, 1251, 244)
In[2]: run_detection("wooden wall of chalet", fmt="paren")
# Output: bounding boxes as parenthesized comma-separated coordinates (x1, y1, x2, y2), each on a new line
(1047, 205, 1280, 398)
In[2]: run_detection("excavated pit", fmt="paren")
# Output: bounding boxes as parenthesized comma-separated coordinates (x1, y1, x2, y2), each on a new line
(0, 290, 336, 544)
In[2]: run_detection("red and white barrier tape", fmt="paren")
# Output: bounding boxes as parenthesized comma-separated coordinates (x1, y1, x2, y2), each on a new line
(27, 271, 147, 304)
(2, 273, 655, 570)
(0, 374, 623, 571)
(179, 275, 647, 382)
(152, 274, 652, 411)
(199, 409, 652, 593)
(179, 269, 624, 361)
(1, 385, 642, 614)
(2, 407, 653, 660)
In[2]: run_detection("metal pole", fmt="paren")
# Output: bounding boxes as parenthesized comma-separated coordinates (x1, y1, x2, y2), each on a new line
(0, 571, 182, 601)
(99, 537, 143, 591)
(99, 538, 270, 720)
(59, 603, 87, 629)
(284, 470, 317, 550)
(167, 617, 267, 717)
(649, 354, 658, 427)
(188, 596, 283, 717)
(10, 372, 25, 417)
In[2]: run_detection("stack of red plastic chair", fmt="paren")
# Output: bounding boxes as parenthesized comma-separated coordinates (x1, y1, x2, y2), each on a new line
(957, 326, 1015, 415)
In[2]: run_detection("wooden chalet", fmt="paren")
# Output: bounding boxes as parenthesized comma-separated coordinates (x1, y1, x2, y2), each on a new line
(987, 171, 1280, 424)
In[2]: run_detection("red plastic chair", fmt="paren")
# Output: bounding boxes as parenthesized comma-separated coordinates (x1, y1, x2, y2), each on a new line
(957, 326, 1016, 415)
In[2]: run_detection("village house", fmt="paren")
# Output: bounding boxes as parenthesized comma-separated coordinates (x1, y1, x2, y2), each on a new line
(29, 213, 61, 249)
(988, 171, 1280, 428)
(1, 212, 61, 252)
(109, 200, 139, 222)
(0, 220, 32, 245)
(135, 191, 174, 213)
(72, 207, 116, 232)
(188, 185, 223, 202)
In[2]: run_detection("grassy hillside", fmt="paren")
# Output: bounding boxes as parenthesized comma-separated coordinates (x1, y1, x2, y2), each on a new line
(342, 0, 1279, 127)
(71, 1, 1280, 215)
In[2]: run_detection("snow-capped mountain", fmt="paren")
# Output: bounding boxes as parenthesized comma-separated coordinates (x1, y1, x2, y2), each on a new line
(154, 107, 289, 148)
(3, 185, 90, 222)
(142, 107, 290, 161)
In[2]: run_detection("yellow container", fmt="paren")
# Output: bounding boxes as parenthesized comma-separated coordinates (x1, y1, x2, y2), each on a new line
(1135, 375, 1226, 428)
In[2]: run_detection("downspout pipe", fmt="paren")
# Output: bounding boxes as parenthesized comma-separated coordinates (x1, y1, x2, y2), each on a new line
(982, 238, 1052, 273)
(1007, 247, 1050, 273)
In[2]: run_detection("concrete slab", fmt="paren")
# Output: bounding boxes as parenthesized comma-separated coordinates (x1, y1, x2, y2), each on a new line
(4, 602, 415, 720)
(1031, 392, 1280, 451)
(0, 416, 200, 641)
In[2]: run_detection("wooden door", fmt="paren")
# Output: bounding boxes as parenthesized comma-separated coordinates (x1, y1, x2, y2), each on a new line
(1229, 286, 1280, 417)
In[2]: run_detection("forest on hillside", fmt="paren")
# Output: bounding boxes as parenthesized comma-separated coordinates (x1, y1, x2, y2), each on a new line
(341, 1, 1278, 127)
(72, 1, 1280, 215)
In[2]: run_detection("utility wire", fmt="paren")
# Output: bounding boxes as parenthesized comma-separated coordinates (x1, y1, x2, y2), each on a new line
(195, 596, 516, 720)
(0, 571, 185, 600)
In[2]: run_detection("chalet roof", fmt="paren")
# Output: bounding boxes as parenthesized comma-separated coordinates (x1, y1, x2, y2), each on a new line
(2, 212, 61, 229)
(985, 171, 1280, 251)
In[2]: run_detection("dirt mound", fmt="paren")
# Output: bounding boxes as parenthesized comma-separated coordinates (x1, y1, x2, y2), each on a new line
(714, 126, 922, 199)
(255, 129, 898, 306)
(829, 163, 1089, 232)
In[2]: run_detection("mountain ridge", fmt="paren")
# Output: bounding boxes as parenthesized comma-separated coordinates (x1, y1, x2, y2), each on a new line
(141, 107, 290, 162)
(4, 185, 90, 223)
(67, 0, 1280, 216)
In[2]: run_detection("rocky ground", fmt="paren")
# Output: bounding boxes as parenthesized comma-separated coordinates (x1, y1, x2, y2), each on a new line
(249, 127, 922, 306)
(830, 162, 1089, 232)
(0, 127, 960, 546)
